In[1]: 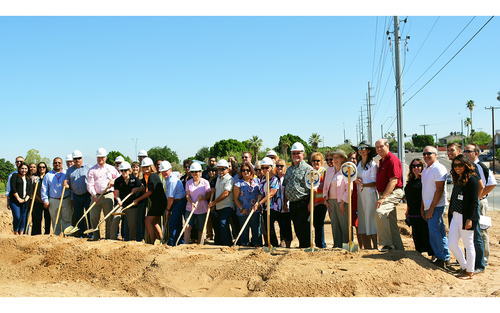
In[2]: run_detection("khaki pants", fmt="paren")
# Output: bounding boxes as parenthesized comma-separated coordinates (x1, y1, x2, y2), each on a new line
(480, 198, 490, 263)
(89, 193, 115, 240)
(48, 197, 72, 236)
(375, 188, 404, 250)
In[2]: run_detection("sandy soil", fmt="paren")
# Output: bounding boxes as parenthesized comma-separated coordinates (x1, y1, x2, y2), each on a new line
(1, 195, 499, 298)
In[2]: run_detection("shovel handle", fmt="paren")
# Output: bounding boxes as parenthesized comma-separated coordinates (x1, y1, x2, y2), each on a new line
(53, 186, 67, 235)
(200, 192, 215, 245)
(233, 209, 255, 248)
(25, 181, 39, 236)
(266, 171, 271, 251)
(176, 206, 196, 246)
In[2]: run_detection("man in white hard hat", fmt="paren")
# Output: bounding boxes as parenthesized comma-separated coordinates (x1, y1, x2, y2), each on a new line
(87, 148, 119, 240)
(63, 150, 92, 237)
(41, 157, 71, 235)
(114, 156, 125, 172)
(65, 154, 74, 169)
(266, 150, 278, 173)
(283, 142, 313, 248)
(138, 150, 148, 163)
(158, 160, 187, 246)
(208, 159, 235, 246)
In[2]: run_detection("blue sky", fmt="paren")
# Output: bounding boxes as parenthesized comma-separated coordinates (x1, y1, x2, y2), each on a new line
(2, 3, 500, 167)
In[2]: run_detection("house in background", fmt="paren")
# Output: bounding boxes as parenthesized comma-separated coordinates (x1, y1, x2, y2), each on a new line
(438, 131, 463, 146)
(487, 129, 500, 153)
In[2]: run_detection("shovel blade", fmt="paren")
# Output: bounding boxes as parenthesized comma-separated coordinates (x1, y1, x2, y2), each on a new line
(63, 226, 76, 235)
(305, 246, 320, 252)
(83, 229, 95, 235)
(342, 242, 359, 252)
(263, 246, 276, 253)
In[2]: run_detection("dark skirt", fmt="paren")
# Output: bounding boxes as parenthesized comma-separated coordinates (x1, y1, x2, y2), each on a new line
(409, 216, 434, 256)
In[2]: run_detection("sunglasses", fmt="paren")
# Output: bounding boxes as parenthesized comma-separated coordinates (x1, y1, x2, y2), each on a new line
(453, 163, 465, 168)
(261, 166, 270, 170)
(312, 160, 321, 163)
(191, 171, 201, 173)
(463, 150, 474, 154)
(38, 166, 46, 169)
(326, 158, 334, 161)
(358, 147, 368, 151)
(120, 169, 129, 172)
(255, 168, 262, 171)
(73, 157, 82, 160)
(276, 165, 284, 168)
(217, 168, 227, 172)
(422, 152, 434, 156)
(292, 152, 302, 155)
(54, 162, 62, 164)
(241, 169, 251, 173)
(411, 164, 423, 168)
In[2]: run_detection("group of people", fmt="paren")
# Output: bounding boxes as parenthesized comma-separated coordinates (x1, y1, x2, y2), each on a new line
(405, 142, 495, 280)
(4, 139, 494, 280)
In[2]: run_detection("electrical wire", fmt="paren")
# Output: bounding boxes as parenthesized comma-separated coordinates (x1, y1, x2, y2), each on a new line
(403, 16, 440, 77)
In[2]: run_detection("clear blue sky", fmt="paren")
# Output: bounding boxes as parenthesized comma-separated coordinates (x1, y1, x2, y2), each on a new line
(2, 3, 500, 167)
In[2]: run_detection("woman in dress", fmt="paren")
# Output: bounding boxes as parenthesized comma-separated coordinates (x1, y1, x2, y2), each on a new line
(233, 162, 261, 246)
(448, 154, 480, 280)
(404, 158, 434, 259)
(185, 162, 212, 244)
(133, 157, 167, 244)
(323, 150, 350, 248)
(310, 152, 327, 248)
(352, 141, 378, 249)
(9, 162, 33, 235)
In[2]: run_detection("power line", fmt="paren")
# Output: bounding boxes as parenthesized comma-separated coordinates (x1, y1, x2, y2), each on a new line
(403, 16, 494, 106)
(403, 16, 440, 77)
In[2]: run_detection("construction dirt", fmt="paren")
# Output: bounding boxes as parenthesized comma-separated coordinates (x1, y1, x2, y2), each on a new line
(1, 195, 499, 298)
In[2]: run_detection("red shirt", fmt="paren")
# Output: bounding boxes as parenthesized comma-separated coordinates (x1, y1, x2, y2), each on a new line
(376, 151, 403, 193)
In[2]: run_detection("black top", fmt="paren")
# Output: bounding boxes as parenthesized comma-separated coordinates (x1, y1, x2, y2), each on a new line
(9, 174, 33, 206)
(141, 173, 167, 212)
(449, 175, 480, 230)
(404, 178, 422, 216)
(114, 174, 143, 208)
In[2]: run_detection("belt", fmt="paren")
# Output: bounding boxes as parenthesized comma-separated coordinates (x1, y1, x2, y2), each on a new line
(96, 191, 113, 196)
(173, 198, 183, 202)
(480, 195, 488, 200)
(74, 191, 90, 196)
(49, 195, 70, 200)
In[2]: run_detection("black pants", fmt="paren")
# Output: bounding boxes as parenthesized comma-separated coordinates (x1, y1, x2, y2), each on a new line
(289, 198, 310, 248)
(262, 209, 280, 247)
(31, 201, 51, 235)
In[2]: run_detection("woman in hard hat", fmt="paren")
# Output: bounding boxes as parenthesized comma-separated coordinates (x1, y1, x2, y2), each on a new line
(352, 141, 379, 250)
(233, 162, 261, 247)
(252, 157, 282, 247)
(323, 150, 350, 248)
(114, 161, 143, 241)
(132, 157, 167, 244)
(276, 158, 292, 248)
(185, 162, 212, 244)
(309, 152, 327, 248)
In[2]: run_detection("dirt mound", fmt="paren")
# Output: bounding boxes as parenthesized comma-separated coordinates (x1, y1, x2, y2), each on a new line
(1, 195, 499, 297)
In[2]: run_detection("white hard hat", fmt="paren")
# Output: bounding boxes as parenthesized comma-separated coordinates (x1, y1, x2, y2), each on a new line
(189, 162, 202, 172)
(138, 149, 148, 157)
(266, 150, 277, 157)
(159, 160, 172, 172)
(141, 157, 153, 167)
(291, 142, 305, 152)
(115, 156, 125, 163)
(96, 148, 107, 157)
(261, 157, 274, 167)
(217, 159, 229, 168)
(119, 161, 131, 171)
(66, 154, 73, 162)
(72, 150, 83, 158)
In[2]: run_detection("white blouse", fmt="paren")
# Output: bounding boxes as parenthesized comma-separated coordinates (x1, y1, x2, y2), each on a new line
(357, 160, 378, 193)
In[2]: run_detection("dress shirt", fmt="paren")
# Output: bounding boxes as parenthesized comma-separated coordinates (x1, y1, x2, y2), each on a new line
(164, 174, 186, 199)
(5, 170, 17, 197)
(87, 163, 119, 197)
(41, 169, 70, 203)
(474, 159, 497, 187)
(65, 163, 91, 198)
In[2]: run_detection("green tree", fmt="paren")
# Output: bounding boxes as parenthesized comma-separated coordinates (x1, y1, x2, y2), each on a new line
(209, 139, 246, 158)
(247, 135, 263, 162)
(194, 146, 211, 162)
(280, 137, 291, 162)
(413, 135, 434, 148)
(105, 151, 133, 166)
(0, 158, 16, 190)
(148, 146, 180, 164)
(466, 100, 475, 141)
(472, 131, 492, 146)
(497, 91, 500, 102)
(24, 149, 52, 171)
(308, 133, 323, 152)
(464, 117, 472, 137)
(275, 134, 311, 158)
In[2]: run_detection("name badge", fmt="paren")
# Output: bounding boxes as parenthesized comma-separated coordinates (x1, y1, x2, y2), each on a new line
(458, 194, 463, 200)
(57, 183, 62, 188)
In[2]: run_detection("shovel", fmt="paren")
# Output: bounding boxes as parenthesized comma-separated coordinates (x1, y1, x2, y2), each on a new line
(305, 171, 320, 252)
(263, 171, 275, 253)
(342, 163, 358, 253)
(52, 186, 67, 235)
(233, 208, 255, 248)
(64, 186, 113, 235)
(200, 193, 214, 246)
(175, 202, 197, 246)
(25, 181, 39, 236)
(84, 197, 132, 235)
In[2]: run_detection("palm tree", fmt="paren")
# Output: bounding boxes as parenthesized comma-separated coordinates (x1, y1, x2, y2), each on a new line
(464, 117, 472, 137)
(248, 135, 263, 163)
(281, 138, 291, 162)
(466, 100, 475, 139)
(308, 133, 322, 152)
(497, 91, 500, 102)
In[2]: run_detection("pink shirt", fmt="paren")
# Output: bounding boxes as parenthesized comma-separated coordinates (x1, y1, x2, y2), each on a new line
(185, 178, 211, 214)
(323, 166, 350, 203)
(87, 163, 119, 197)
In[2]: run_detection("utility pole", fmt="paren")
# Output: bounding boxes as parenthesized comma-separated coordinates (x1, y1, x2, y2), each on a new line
(485, 106, 500, 173)
(132, 138, 138, 161)
(343, 123, 346, 143)
(360, 109, 365, 141)
(420, 124, 429, 135)
(367, 82, 373, 144)
(393, 16, 406, 185)
(459, 113, 464, 148)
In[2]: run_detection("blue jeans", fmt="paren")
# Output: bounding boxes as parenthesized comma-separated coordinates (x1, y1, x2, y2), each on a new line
(167, 198, 187, 246)
(237, 212, 261, 246)
(72, 192, 91, 237)
(211, 207, 233, 246)
(427, 206, 450, 261)
(473, 220, 485, 270)
(10, 200, 28, 233)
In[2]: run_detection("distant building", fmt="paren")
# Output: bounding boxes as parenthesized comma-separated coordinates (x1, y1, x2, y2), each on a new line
(487, 129, 500, 152)
(438, 132, 463, 146)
